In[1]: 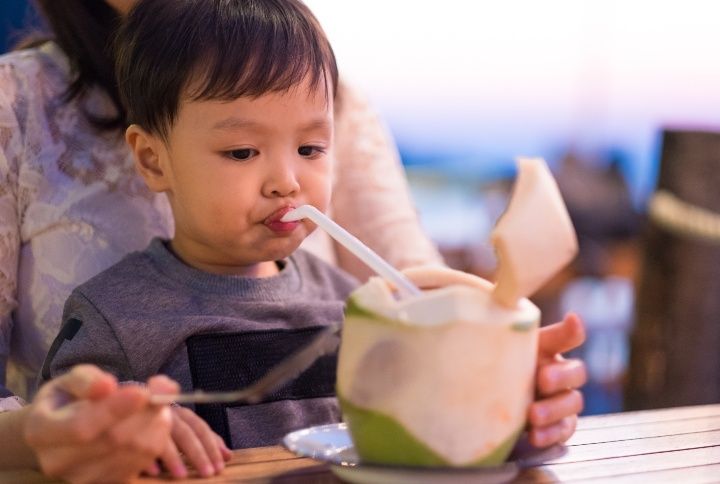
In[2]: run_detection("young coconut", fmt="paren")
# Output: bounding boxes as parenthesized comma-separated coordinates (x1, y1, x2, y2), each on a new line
(338, 267, 540, 467)
(336, 158, 577, 467)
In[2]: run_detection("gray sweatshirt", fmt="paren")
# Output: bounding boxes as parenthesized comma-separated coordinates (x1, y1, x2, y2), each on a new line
(40, 238, 358, 448)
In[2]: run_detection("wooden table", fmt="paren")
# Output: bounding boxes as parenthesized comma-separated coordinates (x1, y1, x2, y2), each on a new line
(5, 404, 719, 483)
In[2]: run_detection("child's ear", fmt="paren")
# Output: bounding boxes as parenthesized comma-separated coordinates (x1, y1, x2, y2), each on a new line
(125, 124, 170, 193)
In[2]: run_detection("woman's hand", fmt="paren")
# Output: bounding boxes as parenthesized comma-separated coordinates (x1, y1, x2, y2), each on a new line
(528, 313, 587, 447)
(23, 365, 174, 484)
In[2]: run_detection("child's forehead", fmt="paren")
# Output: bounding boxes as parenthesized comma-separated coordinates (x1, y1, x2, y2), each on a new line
(181, 75, 334, 110)
(173, 84, 335, 133)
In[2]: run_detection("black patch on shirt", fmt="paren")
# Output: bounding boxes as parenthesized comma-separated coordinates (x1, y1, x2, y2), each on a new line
(186, 326, 337, 444)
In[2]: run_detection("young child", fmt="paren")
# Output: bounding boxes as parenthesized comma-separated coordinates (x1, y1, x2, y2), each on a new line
(40, 0, 356, 474)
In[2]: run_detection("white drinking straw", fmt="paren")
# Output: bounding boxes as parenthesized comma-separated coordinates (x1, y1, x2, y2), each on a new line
(282, 205, 422, 298)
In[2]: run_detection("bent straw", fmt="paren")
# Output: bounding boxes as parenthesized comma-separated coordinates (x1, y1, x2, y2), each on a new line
(282, 205, 422, 298)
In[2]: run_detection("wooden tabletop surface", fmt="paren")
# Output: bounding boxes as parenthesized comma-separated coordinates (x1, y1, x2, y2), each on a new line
(5, 403, 719, 483)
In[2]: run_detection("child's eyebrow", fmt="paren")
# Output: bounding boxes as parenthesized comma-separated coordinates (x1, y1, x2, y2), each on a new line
(211, 117, 259, 131)
(211, 117, 332, 132)
(299, 119, 332, 133)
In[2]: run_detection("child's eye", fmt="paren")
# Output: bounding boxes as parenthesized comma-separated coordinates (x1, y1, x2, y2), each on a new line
(226, 148, 258, 161)
(298, 145, 325, 157)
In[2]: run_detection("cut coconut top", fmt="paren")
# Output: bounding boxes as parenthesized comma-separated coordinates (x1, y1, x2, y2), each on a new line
(350, 276, 539, 328)
(490, 158, 578, 308)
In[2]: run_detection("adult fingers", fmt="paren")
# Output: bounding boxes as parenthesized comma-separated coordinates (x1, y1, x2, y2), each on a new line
(538, 313, 585, 357)
(57, 365, 118, 400)
(36, 439, 155, 484)
(26, 385, 148, 447)
(175, 407, 224, 475)
(34, 441, 110, 481)
(147, 374, 180, 395)
(33, 365, 117, 415)
(528, 390, 584, 428)
(57, 451, 152, 484)
(106, 404, 173, 458)
(528, 415, 578, 448)
(537, 358, 587, 397)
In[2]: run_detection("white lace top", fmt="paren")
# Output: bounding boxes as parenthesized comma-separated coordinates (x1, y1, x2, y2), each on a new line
(0, 43, 442, 401)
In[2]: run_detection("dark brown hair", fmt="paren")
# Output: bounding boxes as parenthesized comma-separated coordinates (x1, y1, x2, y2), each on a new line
(115, 0, 338, 140)
(31, 0, 125, 130)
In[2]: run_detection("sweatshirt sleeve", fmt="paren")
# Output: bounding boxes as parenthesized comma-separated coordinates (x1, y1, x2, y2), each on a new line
(39, 291, 135, 386)
(0, 64, 23, 394)
(331, 81, 444, 281)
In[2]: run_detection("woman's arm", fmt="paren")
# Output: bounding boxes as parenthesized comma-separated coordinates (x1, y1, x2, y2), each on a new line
(0, 64, 22, 394)
(0, 406, 36, 469)
(331, 81, 443, 281)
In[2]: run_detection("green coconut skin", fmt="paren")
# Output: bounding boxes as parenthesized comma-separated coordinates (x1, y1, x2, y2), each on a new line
(511, 320, 536, 332)
(339, 396, 524, 467)
(340, 295, 531, 466)
(345, 297, 398, 326)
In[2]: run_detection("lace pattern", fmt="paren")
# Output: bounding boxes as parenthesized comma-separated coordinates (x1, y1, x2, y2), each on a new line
(0, 44, 173, 399)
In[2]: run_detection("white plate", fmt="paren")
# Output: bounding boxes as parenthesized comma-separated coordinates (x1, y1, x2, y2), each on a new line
(283, 423, 566, 484)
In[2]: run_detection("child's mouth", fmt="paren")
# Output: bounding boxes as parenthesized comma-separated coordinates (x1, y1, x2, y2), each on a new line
(264, 206, 300, 234)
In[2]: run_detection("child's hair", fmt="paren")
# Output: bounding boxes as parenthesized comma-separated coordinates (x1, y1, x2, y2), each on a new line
(114, 0, 338, 140)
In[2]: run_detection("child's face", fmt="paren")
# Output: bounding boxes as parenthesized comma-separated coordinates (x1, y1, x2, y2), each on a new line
(135, 78, 334, 275)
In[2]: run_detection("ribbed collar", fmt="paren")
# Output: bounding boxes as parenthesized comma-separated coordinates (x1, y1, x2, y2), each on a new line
(144, 238, 302, 300)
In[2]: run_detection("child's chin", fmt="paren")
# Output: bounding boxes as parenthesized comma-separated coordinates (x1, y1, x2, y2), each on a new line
(263, 239, 302, 261)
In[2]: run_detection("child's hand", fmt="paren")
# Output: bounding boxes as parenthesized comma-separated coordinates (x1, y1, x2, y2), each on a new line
(158, 405, 232, 478)
(528, 313, 587, 448)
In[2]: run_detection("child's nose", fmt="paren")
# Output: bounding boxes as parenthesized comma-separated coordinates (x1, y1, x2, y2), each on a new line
(262, 158, 300, 198)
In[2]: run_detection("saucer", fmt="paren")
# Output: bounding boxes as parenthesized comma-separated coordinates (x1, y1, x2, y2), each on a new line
(283, 423, 565, 484)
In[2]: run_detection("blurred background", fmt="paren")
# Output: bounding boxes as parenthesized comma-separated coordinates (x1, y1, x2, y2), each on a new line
(3, 0, 720, 415)
(307, 0, 720, 416)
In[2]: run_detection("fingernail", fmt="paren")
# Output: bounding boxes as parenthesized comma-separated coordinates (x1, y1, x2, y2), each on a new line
(533, 430, 549, 447)
(173, 464, 187, 478)
(202, 464, 215, 477)
(215, 460, 225, 473)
